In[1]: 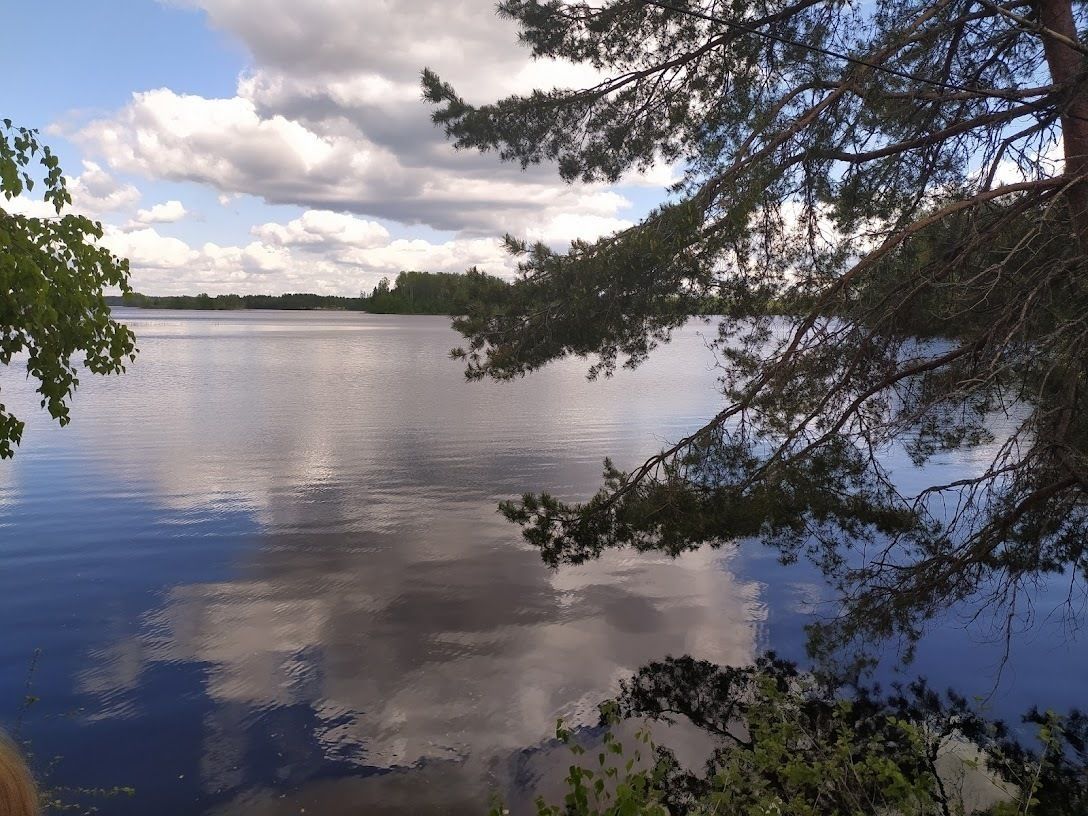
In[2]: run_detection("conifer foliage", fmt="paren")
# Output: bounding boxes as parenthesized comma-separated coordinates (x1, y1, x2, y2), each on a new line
(424, 0, 1088, 649)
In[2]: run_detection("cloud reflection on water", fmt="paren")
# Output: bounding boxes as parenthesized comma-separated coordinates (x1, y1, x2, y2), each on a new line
(15, 312, 759, 810)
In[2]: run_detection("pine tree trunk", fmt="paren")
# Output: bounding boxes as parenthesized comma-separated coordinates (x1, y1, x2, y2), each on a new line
(1035, 0, 1088, 248)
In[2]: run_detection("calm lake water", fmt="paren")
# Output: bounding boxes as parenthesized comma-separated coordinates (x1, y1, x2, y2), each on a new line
(0, 309, 1083, 814)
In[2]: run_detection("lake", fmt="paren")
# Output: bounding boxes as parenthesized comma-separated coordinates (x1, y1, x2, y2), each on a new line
(0, 309, 1083, 814)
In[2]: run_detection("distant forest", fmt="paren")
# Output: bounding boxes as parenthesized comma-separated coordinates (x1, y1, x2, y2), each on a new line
(360, 269, 509, 314)
(108, 270, 509, 315)
(109, 291, 364, 310)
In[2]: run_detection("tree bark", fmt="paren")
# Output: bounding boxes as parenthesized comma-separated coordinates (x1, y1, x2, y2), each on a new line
(1035, 0, 1088, 248)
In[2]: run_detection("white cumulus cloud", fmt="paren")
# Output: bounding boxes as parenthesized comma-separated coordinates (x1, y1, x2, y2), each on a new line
(74, 84, 637, 237)
(3, 160, 140, 221)
(101, 209, 516, 296)
(134, 199, 189, 224)
(59, 0, 678, 292)
(252, 209, 390, 249)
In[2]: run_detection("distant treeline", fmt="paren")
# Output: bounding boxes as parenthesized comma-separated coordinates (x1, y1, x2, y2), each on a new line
(110, 292, 364, 310)
(107, 270, 511, 314)
(360, 269, 509, 314)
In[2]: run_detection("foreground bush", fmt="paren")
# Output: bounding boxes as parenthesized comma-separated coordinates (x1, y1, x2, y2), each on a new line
(495, 655, 1086, 816)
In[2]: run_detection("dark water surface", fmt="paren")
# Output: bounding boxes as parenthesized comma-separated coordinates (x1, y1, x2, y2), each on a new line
(0, 310, 1082, 814)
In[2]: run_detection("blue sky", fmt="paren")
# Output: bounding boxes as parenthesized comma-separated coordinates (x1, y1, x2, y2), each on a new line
(5, 1, 674, 295)
(6, 2, 242, 121)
